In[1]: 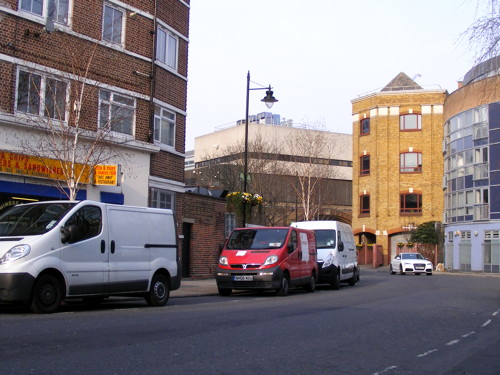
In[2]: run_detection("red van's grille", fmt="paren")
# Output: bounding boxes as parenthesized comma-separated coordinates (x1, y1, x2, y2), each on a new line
(230, 264, 261, 269)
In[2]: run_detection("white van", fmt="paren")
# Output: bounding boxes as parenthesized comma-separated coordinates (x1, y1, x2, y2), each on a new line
(291, 220, 359, 289)
(0, 200, 181, 313)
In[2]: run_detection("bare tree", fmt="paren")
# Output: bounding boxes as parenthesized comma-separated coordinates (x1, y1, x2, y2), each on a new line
(286, 125, 339, 221)
(461, 0, 499, 63)
(14, 34, 135, 200)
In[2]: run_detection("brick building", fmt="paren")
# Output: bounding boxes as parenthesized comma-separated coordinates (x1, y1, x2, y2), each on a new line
(0, 0, 189, 229)
(351, 73, 447, 265)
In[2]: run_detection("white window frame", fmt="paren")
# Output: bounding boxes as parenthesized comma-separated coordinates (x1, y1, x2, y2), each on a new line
(102, 3, 124, 45)
(150, 188, 175, 210)
(98, 90, 135, 136)
(15, 68, 69, 122)
(156, 26, 178, 70)
(154, 106, 176, 148)
(19, 0, 71, 26)
(225, 213, 236, 238)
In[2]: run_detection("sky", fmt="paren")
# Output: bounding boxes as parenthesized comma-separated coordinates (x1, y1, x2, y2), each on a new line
(185, 0, 482, 150)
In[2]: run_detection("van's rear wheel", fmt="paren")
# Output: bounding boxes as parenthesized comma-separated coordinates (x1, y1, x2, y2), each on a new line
(146, 273, 170, 306)
(277, 274, 289, 296)
(30, 274, 64, 314)
(305, 273, 316, 293)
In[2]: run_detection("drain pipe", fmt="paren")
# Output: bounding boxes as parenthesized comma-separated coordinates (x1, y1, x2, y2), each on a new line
(148, 0, 158, 143)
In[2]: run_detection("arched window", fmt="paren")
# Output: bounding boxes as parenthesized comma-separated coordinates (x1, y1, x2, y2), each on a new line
(360, 193, 370, 215)
(360, 118, 370, 135)
(400, 152, 422, 173)
(400, 114, 421, 131)
(360, 155, 370, 176)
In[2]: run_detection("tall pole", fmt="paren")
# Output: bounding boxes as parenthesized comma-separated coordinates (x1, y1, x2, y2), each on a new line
(243, 71, 250, 227)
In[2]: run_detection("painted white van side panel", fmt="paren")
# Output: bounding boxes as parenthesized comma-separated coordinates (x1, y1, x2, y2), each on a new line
(107, 207, 151, 287)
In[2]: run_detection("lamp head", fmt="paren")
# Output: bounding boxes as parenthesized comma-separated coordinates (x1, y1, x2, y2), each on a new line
(261, 86, 278, 109)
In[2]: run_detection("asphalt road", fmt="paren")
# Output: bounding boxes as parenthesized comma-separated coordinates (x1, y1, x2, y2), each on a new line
(1, 268, 499, 375)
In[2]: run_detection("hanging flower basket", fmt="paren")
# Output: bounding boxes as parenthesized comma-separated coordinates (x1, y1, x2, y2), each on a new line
(356, 243, 363, 248)
(406, 242, 414, 248)
(397, 242, 405, 248)
(226, 192, 263, 223)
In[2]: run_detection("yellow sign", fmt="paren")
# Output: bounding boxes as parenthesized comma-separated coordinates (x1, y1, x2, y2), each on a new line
(94, 165, 118, 186)
(0, 151, 90, 183)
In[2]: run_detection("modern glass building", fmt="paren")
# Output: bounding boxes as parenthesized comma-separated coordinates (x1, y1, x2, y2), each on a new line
(443, 56, 500, 272)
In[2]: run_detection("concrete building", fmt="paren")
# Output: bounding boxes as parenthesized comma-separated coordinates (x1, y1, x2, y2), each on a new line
(193, 118, 353, 226)
(351, 73, 447, 265)
(443, 56, 500, 273)
(0, 1, 189, 219)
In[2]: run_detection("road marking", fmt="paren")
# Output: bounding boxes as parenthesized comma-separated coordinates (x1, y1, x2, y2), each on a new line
(492, 310, 499, 316)
(462, 331, 475, 338)
(446, 339, 460, 346)
(372, 365, 397, 375)
(481, 319, 491, 327)
(417, 349, 438, 357)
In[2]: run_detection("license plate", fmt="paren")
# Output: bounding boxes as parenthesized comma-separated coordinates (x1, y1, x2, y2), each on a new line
(233, 275, 253, 281)
(415, 266, 424, 270)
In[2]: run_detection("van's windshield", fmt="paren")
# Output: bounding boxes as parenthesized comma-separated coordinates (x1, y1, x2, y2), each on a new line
(0, 203, 75, 236)
(314, 229, 336, 249)
(227, 228, 289, 250)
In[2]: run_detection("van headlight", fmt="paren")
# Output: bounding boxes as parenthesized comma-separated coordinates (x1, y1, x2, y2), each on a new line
(263, 255, 278, 266)
(219, 256, 228, 266)
(0, 245, 31, 265)
(323, 252, 334, 268)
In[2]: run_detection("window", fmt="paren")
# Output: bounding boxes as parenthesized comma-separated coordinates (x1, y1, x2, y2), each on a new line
(16, 69, 68, 121)
(154, 106, 176, 147)
(156, 26, 178, 69)
(225, 213, 235, 238)
(360, 155, 370, 176)
(400, 152, 422, 173)
(99, 90, 135, 135)
(150, 188, 175, 210)
(64, 206, 102, 242)
(360, 194, 370, 215)
(360, 118, 370, 135)
(48, 0, 69, 24)
(20, 0, 70, 25)
(400, 114, 421, 131)
(400, 193, 422, 214)
(20, 0, 43, 15)
(102, 4, 123, 44)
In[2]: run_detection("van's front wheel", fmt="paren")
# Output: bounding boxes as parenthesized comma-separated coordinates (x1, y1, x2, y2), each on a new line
(331, 268, 341, 290)
(146, 273, 170, 306)
(30, 274, 64, 314)
(276, 274, 289, 296)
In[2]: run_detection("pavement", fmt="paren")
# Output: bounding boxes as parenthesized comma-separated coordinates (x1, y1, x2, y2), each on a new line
(171, 278, 220, 298)
(170, 266, 500, 298)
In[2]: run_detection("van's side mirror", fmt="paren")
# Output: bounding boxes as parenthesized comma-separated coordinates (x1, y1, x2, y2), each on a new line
(61, 224, 79, 244)
(338, 241, 344, 252)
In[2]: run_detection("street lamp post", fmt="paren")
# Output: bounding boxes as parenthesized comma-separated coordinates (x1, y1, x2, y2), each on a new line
(242, 71, 278, 227)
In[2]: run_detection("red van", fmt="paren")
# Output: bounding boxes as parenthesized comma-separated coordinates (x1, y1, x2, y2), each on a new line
(215, 227, 318, 296)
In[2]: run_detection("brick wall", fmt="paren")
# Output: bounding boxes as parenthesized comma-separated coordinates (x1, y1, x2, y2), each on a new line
(183, 193, 227, 278)
(352, 90, 447, 260)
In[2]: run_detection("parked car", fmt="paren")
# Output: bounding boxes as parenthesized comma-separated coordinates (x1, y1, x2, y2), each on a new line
(390, 252, 433, 276)
(216, 226, 317, 296)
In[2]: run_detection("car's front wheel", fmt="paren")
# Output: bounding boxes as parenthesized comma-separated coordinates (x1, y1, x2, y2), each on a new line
(390, 265, 396, 275)
(400, 265, 406, 275)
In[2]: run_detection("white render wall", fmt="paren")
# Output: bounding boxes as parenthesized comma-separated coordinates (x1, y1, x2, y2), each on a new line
(194, 123, 353, 180)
